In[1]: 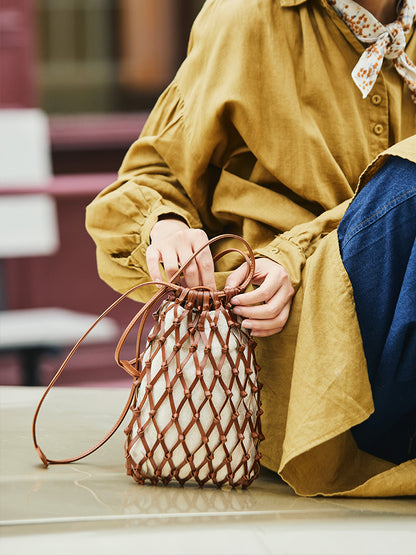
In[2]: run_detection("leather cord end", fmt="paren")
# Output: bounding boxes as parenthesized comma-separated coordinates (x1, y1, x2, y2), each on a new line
(36, 446, 49, 468)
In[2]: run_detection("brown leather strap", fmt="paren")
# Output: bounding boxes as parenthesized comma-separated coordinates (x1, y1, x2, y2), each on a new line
(114, 235, 255, 375)
(32, 233, 256, 467)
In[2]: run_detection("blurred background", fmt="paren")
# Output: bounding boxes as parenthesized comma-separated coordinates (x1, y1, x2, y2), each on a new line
(0, 0, 205, 387)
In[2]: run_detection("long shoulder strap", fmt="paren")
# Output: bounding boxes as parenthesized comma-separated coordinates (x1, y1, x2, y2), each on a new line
(32, 233, 255, 467)
(32, 281, 171, 466)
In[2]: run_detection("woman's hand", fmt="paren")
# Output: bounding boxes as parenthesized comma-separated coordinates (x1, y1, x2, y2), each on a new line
(225, 257, 294, 337)
(147, 218, 216, 288)
(148, 224, 293, 335)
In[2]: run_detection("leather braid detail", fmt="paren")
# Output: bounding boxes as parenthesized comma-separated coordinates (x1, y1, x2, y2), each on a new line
(124, 287, 263, 487)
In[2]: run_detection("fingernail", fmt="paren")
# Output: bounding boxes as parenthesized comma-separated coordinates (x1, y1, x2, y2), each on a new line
(233, 307, 241, 315)
(241, 320, 251, 329)
(231, 297, 240, 305)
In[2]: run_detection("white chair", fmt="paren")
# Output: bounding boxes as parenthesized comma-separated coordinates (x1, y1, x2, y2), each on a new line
(0, 110, 118, 385)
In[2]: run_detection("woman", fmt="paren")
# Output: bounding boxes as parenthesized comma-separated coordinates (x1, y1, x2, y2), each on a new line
(86, 0, 416, 495)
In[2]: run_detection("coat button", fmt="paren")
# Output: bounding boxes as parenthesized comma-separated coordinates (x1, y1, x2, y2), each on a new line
(371, 94, 382, 105)
(373, 123, 384, 135)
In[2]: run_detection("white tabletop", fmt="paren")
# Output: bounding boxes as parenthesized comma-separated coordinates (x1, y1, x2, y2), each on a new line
(1, 387, 415, 555)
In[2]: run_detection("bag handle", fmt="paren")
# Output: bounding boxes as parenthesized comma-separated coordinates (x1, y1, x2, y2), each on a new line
(114, 234, 255, 376)
(32, 233, 255, 467)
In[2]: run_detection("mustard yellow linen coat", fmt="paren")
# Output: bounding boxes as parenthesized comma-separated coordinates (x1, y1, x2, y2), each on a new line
(86, 0, 416, 496)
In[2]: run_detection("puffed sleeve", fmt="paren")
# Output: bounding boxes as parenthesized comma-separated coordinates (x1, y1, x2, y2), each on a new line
(86, 0, 258, 301)
(86, 82, 205, 301)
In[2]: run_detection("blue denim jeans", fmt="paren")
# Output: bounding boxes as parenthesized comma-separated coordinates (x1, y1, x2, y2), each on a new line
(338, 156, 416, 464)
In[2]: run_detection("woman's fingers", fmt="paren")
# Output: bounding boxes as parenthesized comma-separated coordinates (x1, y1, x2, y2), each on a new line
(148, 218, 189, 282)
(186, 230, 216, 289)
(147, 220, 216, 288)
(239, 301, 292, 336)
(160, 244, 184, 282)
(228, 257, 294, 337)
(225, 262, 250, 289)
(232, 277, 293, 319)
(145, 244, 164, 282)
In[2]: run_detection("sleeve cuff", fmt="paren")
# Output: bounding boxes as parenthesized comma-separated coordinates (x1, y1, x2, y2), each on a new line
(254, 236, 306, 291)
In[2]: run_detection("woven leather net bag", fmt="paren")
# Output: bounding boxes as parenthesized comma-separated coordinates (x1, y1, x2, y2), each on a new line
(33, 234, 264, 488)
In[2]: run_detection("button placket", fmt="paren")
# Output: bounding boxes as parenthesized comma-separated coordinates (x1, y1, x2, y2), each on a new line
(370, 90, 384, 137)
(367, 77, 388, 156)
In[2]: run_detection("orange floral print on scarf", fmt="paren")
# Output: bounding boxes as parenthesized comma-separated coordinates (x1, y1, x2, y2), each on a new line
(328, 0, 416, 102)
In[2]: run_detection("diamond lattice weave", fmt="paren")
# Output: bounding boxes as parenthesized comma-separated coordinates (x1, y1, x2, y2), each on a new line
(125, 289, 263, 487)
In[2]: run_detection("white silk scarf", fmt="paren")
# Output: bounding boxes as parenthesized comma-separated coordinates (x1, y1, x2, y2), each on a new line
(328, 0, 416, 102)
